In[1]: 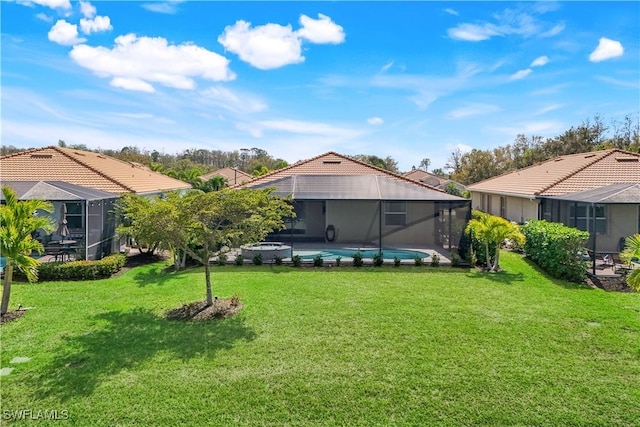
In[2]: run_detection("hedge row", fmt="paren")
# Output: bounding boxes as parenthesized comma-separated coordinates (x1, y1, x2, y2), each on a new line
(521, 220, 590, 282)
(37, 253, 128, 281)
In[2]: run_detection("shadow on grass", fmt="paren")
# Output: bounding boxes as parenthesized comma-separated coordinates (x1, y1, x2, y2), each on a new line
(519, 257, 593, 290)
(35, 308, 256, 401)
(130, 263, 196, 287)
(466, 269, 526, 284)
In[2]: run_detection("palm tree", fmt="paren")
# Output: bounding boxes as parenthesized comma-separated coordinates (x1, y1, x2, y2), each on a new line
(621, 234, 640, 291)
(466, 210, 492, 268)
(466, 210, 524, 271)
(1, 186, 55, 315)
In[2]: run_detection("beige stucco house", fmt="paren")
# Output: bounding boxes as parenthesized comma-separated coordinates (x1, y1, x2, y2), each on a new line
(237, 152, 471, 251)
(1, 146, 191, 259)
(467, 149, 640, 253)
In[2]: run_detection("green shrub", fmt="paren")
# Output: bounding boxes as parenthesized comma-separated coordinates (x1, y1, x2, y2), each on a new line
(292, 255, 302, 267)
(216, 253, 227, 266)
(273, 255, 283, 266)
(414, 255, 424, 266)
(430, 254, 440, 267)
(37, 253, 127, 281)
(451, 252, 460, 267)
(335, 256, 342, 267)
(252, 253, 263, 266)
(352, 252, 364, 267)
(235, 254, 244, 266)
(313, 255, 323, 267)
(521, 220, 589, 282)
(393, 256, 401, 267)
(372, 252, 384, 267)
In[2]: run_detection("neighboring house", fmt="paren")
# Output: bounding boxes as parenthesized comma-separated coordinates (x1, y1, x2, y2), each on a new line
(236, 152, 471, 251)
(467, 149, 640, 253)
(1, 181, 119, 261)
(1, 146, 192, 259)
(403, 169, 466, 193)
(200, 167, 251, 186)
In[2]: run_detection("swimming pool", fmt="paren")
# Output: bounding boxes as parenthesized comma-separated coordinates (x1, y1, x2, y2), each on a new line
(297, 248, 430, 261)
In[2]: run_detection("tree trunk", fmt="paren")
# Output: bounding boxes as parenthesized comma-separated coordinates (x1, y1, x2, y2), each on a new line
(491, 247, 501, 272)
(1, 261, 14, 315)
(485, 241, 490, 269)
(205, 260, 213, 306)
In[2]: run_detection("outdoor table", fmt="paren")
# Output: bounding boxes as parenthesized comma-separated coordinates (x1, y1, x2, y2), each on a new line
(55, 240, 78, 261)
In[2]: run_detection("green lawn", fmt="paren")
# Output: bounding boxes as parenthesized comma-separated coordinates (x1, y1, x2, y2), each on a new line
(1, 252, 639, 426)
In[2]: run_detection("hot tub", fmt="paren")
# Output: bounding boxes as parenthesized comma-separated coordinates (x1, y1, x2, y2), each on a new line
(241, 242, 292, 261)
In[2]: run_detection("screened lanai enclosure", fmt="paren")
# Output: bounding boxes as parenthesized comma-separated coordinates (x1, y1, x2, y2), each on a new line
(248, 175, 471, 252)
(2, 181, 122, 261)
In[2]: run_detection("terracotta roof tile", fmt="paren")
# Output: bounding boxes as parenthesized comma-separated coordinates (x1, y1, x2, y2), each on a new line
(236, 152, 444, 192)
(467, 149, 640, 196)
(1, 146, 191, 194)
(201, 167, 252, 186)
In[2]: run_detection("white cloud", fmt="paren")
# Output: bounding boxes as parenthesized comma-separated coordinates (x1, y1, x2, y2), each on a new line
(218, 21, 303, 70)
(80, 16, 112, 34)
(444, 8, 459, 16)
(36, 12, 52, 22)
(446, 103, 500, 119)
(70, 34, 235, 92)
(530, 55, 549, 67)
(79, 0, 96, 18)
(257, 119, 363, 138)
(541, 23, 565, 37)
(367, 117, 384, 126)
(448, 23, 500, 41)
(448, 6, 564, 42)
(142, 1, 182, 14)
(510, 69, 532, 80)
(379, 61, 393, 73)
(297, 14, 345, 44)
(48, 20, 86, 46)
(199, 86, 267, 114)
(17, 0, 71, 10)
(589, 37, 624, 62)
(218, 15, 344, 70)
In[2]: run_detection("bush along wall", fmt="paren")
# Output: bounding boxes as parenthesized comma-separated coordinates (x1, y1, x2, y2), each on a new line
(521, 220, 589, 282)
(37, 253, 128, 281)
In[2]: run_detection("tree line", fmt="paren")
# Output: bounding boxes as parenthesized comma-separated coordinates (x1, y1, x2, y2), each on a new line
(446, 114, 639, 185)
(2, 113, 637, 187)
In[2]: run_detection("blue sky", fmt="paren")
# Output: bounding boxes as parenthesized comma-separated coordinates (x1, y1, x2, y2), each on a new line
(2, 1, 639, 171)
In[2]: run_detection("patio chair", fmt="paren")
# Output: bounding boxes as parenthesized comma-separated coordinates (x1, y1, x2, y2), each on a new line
(601, 253, 615, 268)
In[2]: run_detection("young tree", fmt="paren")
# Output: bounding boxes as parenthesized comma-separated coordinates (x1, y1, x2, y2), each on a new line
(178, 189, 294, 306)
(0, 186, 55, 315)
(465, 210, 524, 271)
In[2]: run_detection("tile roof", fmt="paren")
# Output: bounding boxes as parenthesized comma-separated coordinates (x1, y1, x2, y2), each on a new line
(0, 146, 192, 195)
(467, 149, 640, 197)
(1, 181, 118, 201)
(237, 151, 445, 192)
(248, 175, 465, 201)
(200, 167, 252, 186)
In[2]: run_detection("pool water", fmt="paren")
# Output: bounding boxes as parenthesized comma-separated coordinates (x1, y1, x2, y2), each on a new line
(297, 248, 430, 261)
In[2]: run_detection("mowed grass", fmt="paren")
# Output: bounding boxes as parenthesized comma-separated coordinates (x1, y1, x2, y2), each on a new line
(1, 252, 639, 426)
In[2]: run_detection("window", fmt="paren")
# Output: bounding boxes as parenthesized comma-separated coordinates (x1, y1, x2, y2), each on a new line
(65, 202, 84, 229)
(486, 195, 492, 214)
(569, 204, 606, 234)
(385, 201, 406, 226)
(500, 197, 507, 219)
